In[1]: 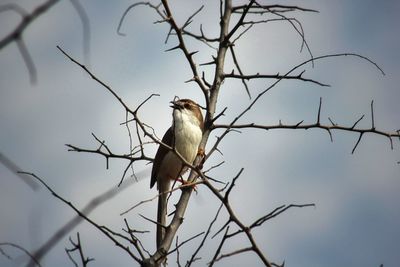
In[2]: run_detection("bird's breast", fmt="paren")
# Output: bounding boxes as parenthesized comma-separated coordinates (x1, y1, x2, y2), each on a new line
(173, 118, 202, 163)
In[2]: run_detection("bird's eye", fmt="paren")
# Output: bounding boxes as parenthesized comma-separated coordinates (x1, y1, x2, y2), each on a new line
(184, 103, 191, 109)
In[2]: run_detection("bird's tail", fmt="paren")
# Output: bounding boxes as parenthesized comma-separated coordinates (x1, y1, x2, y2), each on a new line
(157, 185, 168, 249)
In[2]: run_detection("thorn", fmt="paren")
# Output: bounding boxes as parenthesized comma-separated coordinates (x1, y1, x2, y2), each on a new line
(317, 97, 322, 124)
(351, 114, 365, 129)
(295, 120, 304, 127)
(327, 129, 333, 142)
(184, 77, 196, 83)
(200, 60, 216, 66)
(328, 117, 336, 126)
(165, 44, 181, 52)
(351, 133, 363, 154)
(370, 100, 375, 130)
(389, 136, 394, 150)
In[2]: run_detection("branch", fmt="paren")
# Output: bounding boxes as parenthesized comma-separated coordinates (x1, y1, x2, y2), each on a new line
(117, 2, 165, 36)
(23, 170, 148, 267)
(203, 170, 274, 267)
(228, 45, 251, 98)
(0, 242, 41, 267)
(0, 151, 39, 190)
(208, 53, 385, 159)
(185, 203, 223, 266)
(160, 0, 210, 100)
(224, 71, 330, 87)
(0, 0, 60, 50)
(213, 101, 400, 155)
(232, 4, 318, 14)
(69, 0, 91, 65)
(0, 0, 90, 83)
(65, 233, 94, 267)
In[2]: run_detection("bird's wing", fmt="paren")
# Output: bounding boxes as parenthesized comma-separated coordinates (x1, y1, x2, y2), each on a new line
(150, 127, 173, 189)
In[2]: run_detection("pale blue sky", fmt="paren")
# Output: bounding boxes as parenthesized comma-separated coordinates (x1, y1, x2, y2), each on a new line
(1, 1, 399, 266)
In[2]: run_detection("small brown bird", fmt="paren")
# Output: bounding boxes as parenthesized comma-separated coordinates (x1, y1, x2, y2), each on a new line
(150, 98, 203, 248)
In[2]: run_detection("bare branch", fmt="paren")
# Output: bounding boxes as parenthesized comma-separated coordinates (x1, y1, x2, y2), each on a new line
(226, 0, 256, 41)
(214, 246, 253, 263)
(213, 116, 400, 155)
(167, 232, 204, 256)
(23, 170, 148, 266)
(232, 4, 318, 14)
(228, 46, 251, 98)
(69, 0, 91, 65)
(121, 180, 204, 216)
(65, 233, 94, 267)
(0, 151, 39, 190)
(0, 0, 90, 83)
(160, 0, 210, 100)
(182, 5, 204, 30)
(224, 71, 330, 87)
(249, 203, 315, 230)
(0, 242, 41, 267)
(186, 203, 223, 266)
(0, 0, 60, 50)
(123, 219, 150, 259)
(208, 226, 230, 267)
(117, 2, 165, 36)
(209, 52, 386, 160)
(202, 170, 274, 267)
(16, 38, 37, 84)
(0, 4, 28, 16)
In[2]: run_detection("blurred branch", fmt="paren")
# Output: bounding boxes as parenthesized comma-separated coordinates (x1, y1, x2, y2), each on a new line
(21, 171, 143, 264)
(0, 0, 90, 83)
(24, 169, 149, 267)
(0, 0, 60, 84)
(0, 0, 60, 50)
(0, 151, 38, 190)
(69, 0, 91, 66)
(117, 2, 165, 36)
(0, 242, 41, 267)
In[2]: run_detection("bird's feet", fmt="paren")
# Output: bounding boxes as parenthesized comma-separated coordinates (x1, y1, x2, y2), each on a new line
(177, 177, 198, 193)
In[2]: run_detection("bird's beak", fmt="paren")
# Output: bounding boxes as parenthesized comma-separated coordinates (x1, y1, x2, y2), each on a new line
(170, 100, 182, 110)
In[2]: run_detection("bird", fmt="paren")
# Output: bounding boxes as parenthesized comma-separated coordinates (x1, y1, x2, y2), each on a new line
(150, 98, 204, 249)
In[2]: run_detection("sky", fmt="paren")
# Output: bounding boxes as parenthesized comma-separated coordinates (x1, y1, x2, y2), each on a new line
(1, 0, 400, 266)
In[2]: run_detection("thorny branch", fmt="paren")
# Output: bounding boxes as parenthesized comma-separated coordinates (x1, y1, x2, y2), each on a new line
(65, 233, 94, 267)
(5, 1, 397, 267)
(213, 98, 400, 154)
(20, 171, 144, 265)
(61, 1, 397, 266)
(25, 169, 149, 267)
